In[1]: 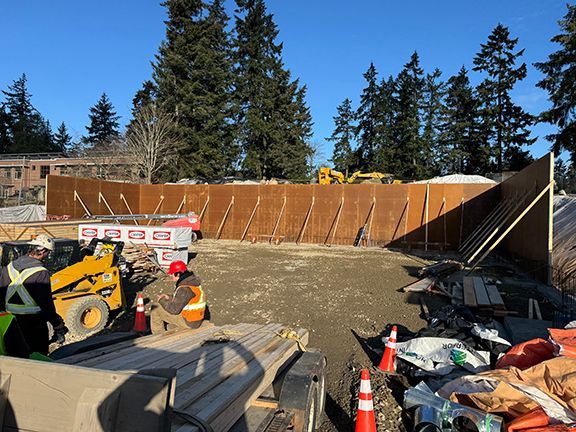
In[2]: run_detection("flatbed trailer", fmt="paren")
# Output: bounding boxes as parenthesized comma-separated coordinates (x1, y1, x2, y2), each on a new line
(0, 323, 326, 432)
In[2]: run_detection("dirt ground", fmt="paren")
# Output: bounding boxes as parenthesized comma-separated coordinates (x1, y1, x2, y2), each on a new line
(144, 240, 433, 431)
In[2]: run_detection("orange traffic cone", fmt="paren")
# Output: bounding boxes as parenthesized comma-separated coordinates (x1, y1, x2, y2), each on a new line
(507, 407, 549, 432)
(133, 292, 147, 332)
(378, 325, 397, 372)
(355, 369, 377, 432)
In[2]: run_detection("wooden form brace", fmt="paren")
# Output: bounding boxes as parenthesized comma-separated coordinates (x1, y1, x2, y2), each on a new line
(468, 181, 554, 272)
(270, 196, 287, 243)
(74, 190, 92, 217)
(424, 184, 430, 251)
(240, 196, 260, 242)
(120, 193, 139, 225)
(216, 196, 235, 240)
(324, 196, 344, 246)
(296, 197, 315, 245)
(146, 195, 165, 226)
(459, 198, 508, 252)
(199, 196, 210, 222)
(175, 195, 186, 214)
(98, 192, 115, 216)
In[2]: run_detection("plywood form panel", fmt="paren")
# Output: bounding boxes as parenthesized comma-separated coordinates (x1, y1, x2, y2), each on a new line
(460, 184, 501, 246)
(74, 177, 104, 216)
(185, 185, 209, 217)
(252, 185, 285, 239)
(405, 185, 427, 244)
(204, 185, 235, 238)
(284, 185, 316, 243)
(139, 184, 165, 215)
(160, 184, 188, 214)
(223, 185, 260, 239)
(46, 176, 76, 216)
(118, 182, 142, 215)
(307, 185, 344, 244)
(99, 181, 127, 216)
(372, 185, 410, 246)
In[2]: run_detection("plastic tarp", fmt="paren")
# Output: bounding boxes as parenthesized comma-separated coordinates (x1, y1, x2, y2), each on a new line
(553, 195, 576, 275)
(438, 357, 576, 423)
(0, 205, 45, 223)
(413, 174, 497, 184)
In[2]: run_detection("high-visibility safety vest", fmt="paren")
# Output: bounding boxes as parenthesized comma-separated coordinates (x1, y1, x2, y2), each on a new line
(180, 285, 206, 323)
(0, 312, 15, 356)
(6, 263, 45, 315)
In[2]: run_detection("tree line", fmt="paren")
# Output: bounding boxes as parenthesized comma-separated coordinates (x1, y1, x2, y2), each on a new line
(1, 2, 576, 185)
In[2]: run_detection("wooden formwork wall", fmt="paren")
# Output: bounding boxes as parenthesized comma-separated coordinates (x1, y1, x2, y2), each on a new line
(46, 176, 499, 250)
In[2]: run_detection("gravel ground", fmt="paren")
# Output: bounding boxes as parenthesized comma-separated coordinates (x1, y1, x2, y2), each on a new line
(142, 240, 431, 431)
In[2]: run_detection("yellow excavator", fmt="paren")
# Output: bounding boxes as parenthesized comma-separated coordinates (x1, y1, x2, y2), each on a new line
(318, 167, 400, 185)
(0, 238, 126, 337)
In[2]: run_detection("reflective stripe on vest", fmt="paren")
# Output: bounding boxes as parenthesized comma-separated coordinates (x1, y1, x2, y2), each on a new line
(6, 263, 45, 315)
(0, 312, 15, 356)
(180, 285, 206, 322)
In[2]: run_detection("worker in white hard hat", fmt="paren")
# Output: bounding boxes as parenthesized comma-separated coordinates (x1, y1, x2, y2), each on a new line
(0, 234, 67, 354)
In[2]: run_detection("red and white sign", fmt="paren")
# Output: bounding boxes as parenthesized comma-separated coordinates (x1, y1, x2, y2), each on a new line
(128, 230, 146, 240)
(161, 251, 173, 261)
(81, 227, 98, 238)
(103, 229, 121, 239)
(152, 231, 171, 241)
(155, 247, 188, 268)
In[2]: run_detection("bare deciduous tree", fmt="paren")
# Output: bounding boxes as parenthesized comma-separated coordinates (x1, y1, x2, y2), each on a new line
(126, 105, 181, 184)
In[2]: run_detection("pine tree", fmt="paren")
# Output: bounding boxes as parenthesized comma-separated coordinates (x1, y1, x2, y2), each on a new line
(440, 67, 487, 174)
(1, 74, 54, 153)
(422, 68, 445, 175)
(0, 105, 11, 153)
(83, 93, 120, 149)
(53, 122, 72, 153)
(234, 0, 313, 180)
(372, 76, 397, 173)
(150, 0, 239, 180)
(355, 63, 380, 170)
(393, 52, 426, 179)
(535, 4, 576, 163)
(473, 24, 535, 172)
(328, 98, 356, 173)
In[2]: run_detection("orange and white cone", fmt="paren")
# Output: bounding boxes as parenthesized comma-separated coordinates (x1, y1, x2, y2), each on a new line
(355, 369, 377, 432)
(378, 325, 397, 372)
(133, 292, 147, 332)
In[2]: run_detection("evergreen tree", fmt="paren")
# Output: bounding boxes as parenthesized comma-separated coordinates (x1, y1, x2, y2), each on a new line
(234, 0, 313, 179)
(83, 93, 120, 149)
(151, 0, 239, 180)
(328, 98, 356, 173)
(1, 74, 54, 153)
(372, 75, 397, 173)
(535, 4, 576, 163)
(440, 67, 487, 174)
(0, 105, 11, 153)
(393, 52, 426, 179)
(53, 122, 72, 153)
(473, 24, 535, 172)
(355, 63, 380, 170)
(422, 68, 446, 175)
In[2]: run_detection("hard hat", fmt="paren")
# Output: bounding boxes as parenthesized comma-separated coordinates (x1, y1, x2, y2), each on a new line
(29, 234, 55, 251)
(168, 260, 187, 275)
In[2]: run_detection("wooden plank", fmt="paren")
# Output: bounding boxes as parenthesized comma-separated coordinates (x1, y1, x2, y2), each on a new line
(463, 277, 477, 307)
(473, 277, 490, 306)
(534, 299, 543, 320)
(486, 285, 505, 308)
(72, 388, 119, 432)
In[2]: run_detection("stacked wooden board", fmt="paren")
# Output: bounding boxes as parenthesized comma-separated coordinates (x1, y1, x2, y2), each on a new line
(0, 219, 96, 242)
(58, 323, 309, 432)
(462, 276, 508, 316)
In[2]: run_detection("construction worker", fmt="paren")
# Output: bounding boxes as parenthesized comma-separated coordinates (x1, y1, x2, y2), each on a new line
(150, 260, 206, 334)
(0, 235, 67, 355)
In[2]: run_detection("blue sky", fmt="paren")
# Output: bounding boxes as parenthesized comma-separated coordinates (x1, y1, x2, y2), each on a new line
(0, 0, 568, 163)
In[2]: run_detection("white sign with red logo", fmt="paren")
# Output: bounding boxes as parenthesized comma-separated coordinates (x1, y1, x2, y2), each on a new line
(127, 229, 146, 240)
(81, 227, 99, 238)
(103, 228, 122, 239)
(78, 224, 192, 248)
(155, 248, 188, 268)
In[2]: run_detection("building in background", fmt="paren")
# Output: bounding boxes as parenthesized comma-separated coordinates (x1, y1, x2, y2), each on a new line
(0, 153, 135, 201)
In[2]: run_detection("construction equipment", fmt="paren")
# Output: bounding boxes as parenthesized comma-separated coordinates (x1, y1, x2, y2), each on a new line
(0, 237, 126, 337)
(318, 167, 397, 185)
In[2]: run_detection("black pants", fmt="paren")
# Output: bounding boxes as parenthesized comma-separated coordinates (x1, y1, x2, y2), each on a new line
(14, 315, 49, 355)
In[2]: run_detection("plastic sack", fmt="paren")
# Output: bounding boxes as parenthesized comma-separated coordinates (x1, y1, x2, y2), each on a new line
(495, 338, 555, 370)
(549, 328, 576, 358)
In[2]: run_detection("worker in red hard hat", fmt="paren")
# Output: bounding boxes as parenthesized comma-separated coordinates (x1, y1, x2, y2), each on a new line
(149, 260, 207, 334)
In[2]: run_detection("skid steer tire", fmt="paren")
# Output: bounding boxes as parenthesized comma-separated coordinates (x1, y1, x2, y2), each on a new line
(67, 297, 109, 337)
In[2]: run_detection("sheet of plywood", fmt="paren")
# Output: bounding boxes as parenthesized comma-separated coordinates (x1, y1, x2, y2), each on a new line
(473, 277, 490, 306)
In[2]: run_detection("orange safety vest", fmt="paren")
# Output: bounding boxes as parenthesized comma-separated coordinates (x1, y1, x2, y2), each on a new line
(180, 285, 206, 323)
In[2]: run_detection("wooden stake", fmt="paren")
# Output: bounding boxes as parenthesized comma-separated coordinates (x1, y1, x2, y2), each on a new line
(366, 196, 376, 247)
(424, 184, 429, 251)
(404, 197, 410, 241)
(120, 193, 139, 226)
(74, 191, 92, 217)
(391, 198, 409, 242)
(240, 196, 260, 242)
(296, 197, 315, 245)
(469, 181, 554, 272)
(146, 195, 164, 226)
(324, 197, 344, 246)
(458, 198, 464, 248)
(437, 197, 446, 248)
(199, 196, 210, 222)
(270, 196, 287, 243)
(175, 195, 186, 214)
(216, 196, 235, 240)
(98, 192, 115, 216)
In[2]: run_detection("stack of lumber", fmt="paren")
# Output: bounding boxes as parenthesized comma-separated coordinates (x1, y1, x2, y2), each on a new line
(0, 219, 96, 242)
(462, 276, 510, 316)
(58, 323, 309, 432)
(122, 244, 159, 273)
